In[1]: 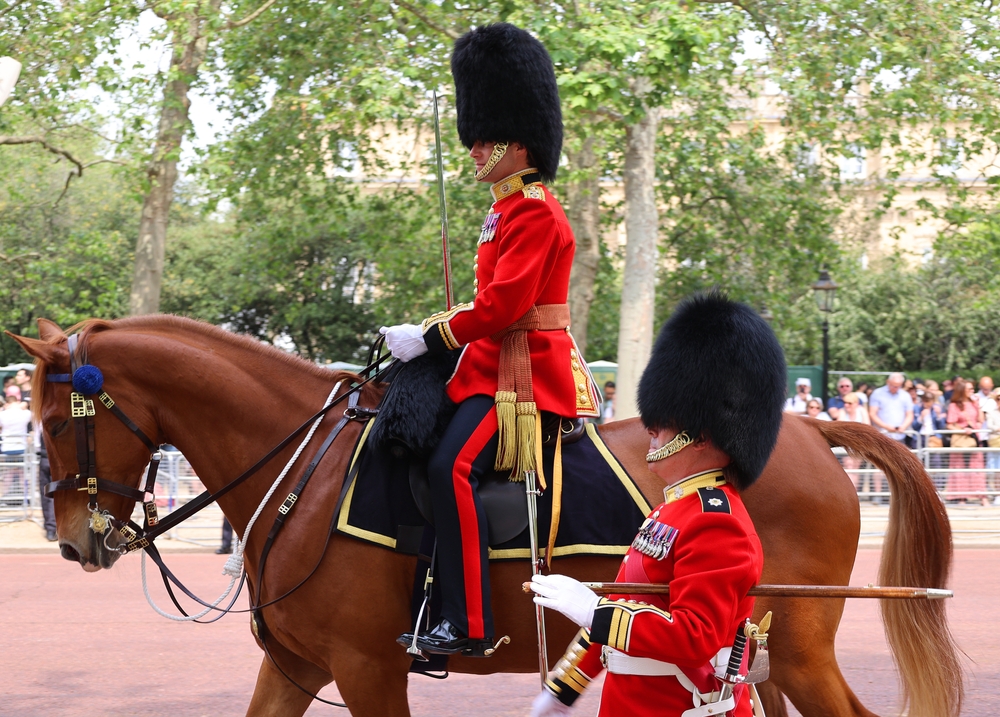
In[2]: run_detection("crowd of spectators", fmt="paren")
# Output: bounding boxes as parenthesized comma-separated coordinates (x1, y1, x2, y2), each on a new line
(1, 369, 56, 540)
(785, 371, 1000, 506)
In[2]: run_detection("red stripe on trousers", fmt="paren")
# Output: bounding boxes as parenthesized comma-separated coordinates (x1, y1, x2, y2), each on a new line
(451, 409, 497, 638)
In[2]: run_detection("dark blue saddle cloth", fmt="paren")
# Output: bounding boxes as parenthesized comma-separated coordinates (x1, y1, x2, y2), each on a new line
(335, 422, 651, 560)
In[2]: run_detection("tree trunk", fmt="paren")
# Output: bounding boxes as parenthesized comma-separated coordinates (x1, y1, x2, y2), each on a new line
(615, 107, 660, 420)
(565, 134, 602, 358)
(129, 4, 220, 316)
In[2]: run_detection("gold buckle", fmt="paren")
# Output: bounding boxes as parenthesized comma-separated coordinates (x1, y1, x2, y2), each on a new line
(278, 493, 298, 515)
(125, 537, 149, 553)
(99, 392, 114, 409)
(144, 501, 159, 526)
(85, 399, 95, 417)
(71, 393, 87, 418)
(119, 524, 137, 542)
(76, 477, 98, 495)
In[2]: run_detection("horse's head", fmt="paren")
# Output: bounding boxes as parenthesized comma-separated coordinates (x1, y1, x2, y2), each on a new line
(6, 319, 160, 571)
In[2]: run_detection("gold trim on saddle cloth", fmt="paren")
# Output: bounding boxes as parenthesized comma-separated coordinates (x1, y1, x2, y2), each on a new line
(336, 421, 396, 549)
(663, 470, 726, 504)
(337, 419, 652, 562)
(491, 167, 542, 202)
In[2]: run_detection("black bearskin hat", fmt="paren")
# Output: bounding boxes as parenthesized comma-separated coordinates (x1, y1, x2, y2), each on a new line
(451, 23, 563, 182)
(637, 291, 786, 491)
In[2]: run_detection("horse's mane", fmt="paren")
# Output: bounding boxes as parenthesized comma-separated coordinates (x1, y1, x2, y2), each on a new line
(30, 314, 364, 422)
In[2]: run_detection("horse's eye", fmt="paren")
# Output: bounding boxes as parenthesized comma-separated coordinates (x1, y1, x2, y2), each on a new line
(48, 420, 69, 437)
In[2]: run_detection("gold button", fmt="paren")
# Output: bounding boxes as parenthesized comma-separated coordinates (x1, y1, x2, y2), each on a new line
(474, 278, 479, 286)
(474, 254, 479, 261)
(473, 263, 479, 272)
(570, 349, 577, 357)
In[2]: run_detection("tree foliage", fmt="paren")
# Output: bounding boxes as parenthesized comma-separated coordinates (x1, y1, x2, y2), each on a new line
(3, 0, 1000, 379)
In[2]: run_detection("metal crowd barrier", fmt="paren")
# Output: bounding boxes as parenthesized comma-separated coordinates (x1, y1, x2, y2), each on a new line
(5, 432, 999, 544)
(145, 449, 226, 547)
(831, 428, 1000, 506)
(0, 450, 39, 523)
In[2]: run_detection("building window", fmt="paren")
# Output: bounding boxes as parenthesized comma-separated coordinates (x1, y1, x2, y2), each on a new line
(936, 138, 964, 174)
(839, 144, 865, 179)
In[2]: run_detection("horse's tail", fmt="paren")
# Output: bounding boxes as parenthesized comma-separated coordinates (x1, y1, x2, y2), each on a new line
(813, 420, 963, 717)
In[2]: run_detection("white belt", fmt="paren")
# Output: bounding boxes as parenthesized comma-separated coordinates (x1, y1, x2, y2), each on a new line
(601, 646, 738, 717)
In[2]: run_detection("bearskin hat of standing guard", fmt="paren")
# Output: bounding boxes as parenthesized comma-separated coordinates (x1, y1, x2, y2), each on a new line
(637, 291, 787, 491)
(451, 23, 563, 182)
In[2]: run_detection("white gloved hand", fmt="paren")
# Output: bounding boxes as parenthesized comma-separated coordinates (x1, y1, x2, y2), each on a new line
(530, 573, 600, 628)
(531, 688, 573, 717)
(379, 324, 428, 362)
(0, 57, 23, 108)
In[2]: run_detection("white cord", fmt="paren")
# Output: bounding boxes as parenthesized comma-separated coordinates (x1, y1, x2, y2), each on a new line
(141, 550, 238, 621)
(141, 381, 344, 621)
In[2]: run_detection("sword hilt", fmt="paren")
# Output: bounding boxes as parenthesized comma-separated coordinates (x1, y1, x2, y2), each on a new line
(724, 623, 749, 683)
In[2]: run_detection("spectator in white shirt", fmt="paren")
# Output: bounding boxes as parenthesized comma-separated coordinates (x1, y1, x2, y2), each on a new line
(868, 373, 914, 443)
(784, 377, 813, 415)
(0, 395, 32, 455)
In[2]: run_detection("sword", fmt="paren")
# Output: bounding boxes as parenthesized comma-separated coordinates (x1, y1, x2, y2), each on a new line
(524, 468, 549, 687)
(431, 90, 454, 310)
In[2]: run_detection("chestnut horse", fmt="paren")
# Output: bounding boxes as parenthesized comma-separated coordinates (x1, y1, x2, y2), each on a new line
(9, 316, 962, 717)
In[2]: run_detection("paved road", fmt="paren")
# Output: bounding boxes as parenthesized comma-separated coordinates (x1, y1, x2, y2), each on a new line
(1, 550, 995, 716)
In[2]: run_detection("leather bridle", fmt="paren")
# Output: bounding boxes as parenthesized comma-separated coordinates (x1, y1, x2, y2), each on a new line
(44, 333, 164, 543)
(43, 331, 391, 561)
(41, 330, 403, 708)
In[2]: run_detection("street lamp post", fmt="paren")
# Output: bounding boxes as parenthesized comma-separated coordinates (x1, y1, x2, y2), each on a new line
(812, 269, 838, 408)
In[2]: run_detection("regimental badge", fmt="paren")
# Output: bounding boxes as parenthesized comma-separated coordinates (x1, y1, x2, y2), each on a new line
(88, 509, 110, 534)
(478, 211, 502, 244)
(522, 184, 545, 200)
(631, 518, 679, 560)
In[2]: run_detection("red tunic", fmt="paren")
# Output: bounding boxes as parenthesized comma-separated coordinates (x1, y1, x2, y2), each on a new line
(546, 471, 764, 717)
(421, 169, 599, 418)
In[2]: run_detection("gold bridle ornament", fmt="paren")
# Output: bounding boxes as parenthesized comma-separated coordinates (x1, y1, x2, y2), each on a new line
(645, 431, 693, 463)
(475, 141, 509, 181)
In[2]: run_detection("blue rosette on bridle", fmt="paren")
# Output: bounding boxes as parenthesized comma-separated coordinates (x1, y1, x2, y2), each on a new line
(72, 365, 104, 395)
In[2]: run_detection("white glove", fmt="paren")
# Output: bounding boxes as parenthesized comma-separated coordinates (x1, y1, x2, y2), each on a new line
(531, 688, 573, 717)
(530, 573, 600, 628)
(379, 324, 428, 362)
(0, 57, 22, 107)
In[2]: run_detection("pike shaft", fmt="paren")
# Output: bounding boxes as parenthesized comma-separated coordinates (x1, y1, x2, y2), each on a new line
(432, 91, 454, 310)
(522, 582, 952, 600)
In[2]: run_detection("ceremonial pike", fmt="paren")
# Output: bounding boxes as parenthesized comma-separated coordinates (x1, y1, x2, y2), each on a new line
(523, 582, 954, 599)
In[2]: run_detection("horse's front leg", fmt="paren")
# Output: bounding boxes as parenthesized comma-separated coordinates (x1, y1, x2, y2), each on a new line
(244, 626, 412, 717)
(245, 650, 331, 717)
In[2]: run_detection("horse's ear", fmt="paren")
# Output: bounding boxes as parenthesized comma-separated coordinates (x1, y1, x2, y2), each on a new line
(4, 331, 63, 365)
(37, 319, 66, 342)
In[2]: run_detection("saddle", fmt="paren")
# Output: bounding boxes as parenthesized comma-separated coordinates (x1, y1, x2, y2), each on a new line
(368, 351, 586, 545)
(407, 416, 586, 545)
